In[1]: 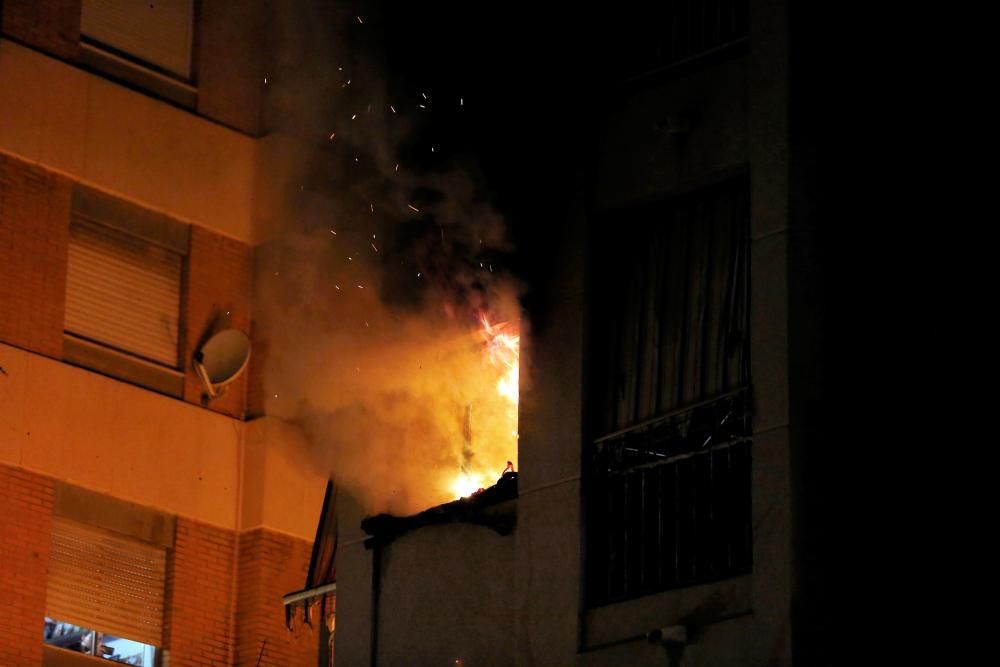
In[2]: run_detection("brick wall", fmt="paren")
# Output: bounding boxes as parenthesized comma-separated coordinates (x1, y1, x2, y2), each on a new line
(163, 518, 237, 667)
(1, 0, 81, 61)
(0, 152, 70, 359)
(196, 0, 266, 136)
(183, 226, 253, 418)
(0, 464, 56, 667)
(235, 528, 317, 667)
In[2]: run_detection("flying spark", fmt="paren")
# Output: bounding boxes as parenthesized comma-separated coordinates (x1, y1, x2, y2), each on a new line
(329, 132, 336, 140)
(357, 16, 364, 23)
(389, 105, 397, 113)
(407, 204, 420, 212)
(351, 114, 357, 120)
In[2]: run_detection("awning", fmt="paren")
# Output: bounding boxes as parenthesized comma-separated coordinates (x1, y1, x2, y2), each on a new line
(282, 479, 337, 631)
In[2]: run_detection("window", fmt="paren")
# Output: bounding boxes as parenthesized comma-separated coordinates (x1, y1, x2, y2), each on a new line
(81, 0, 194, 79)
(64, 186, 188, 397)
(610, 0, 750, 80)
(586, 176, 751, 606)
(44, 518, 166, 667)
(79, 0, 197, 106)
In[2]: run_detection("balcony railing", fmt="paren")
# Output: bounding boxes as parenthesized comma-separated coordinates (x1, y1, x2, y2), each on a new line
(586, 388, 752, 606)
(613, 0, 750, 81)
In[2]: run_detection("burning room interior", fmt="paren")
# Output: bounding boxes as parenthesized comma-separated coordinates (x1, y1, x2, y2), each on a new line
(0, 0, 872, 665)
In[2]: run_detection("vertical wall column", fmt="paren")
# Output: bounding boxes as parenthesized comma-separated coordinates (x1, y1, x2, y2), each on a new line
(234, 528, 317, 666)
(0, 465, 56, 667)
(0, 152, 71, 359)
(162, 519, 237, 667)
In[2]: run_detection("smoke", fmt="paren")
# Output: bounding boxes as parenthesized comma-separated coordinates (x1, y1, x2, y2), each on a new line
(253, 1, 522, 516)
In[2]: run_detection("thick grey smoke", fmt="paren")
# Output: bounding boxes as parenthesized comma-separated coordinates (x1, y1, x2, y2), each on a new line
(253, 2, 522, 516)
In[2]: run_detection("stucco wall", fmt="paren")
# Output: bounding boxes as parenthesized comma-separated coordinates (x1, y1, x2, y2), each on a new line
(0, 39, 257, 243)
(0, 341, 241, 528)
(375, 524, 515, 667)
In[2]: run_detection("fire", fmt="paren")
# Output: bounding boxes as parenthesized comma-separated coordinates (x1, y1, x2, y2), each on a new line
(448, 316, 520, 499)
(450, 472, 486, 499)
(481, 316, 520, 411)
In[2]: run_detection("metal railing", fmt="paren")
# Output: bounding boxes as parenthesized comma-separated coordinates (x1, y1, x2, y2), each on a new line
(587, 388, 752, 605)
(614, 0, 750, 81)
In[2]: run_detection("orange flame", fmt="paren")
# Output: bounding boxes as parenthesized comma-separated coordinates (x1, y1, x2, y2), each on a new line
(481, 316, 520, 413)
(448, 316, 519, 499)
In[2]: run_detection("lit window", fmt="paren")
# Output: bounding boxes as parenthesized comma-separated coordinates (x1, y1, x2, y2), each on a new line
(43, 619, 157, 667)
(44, 518, 165, 667)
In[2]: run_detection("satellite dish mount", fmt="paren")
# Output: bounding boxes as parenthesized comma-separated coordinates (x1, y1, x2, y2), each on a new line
(194, 329, 251, 400)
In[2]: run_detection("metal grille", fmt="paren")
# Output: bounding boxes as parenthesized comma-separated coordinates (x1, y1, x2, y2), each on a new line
(587, 391, 751, 605)
(586, 176, 751, 606)
(615, 0, 750, 79)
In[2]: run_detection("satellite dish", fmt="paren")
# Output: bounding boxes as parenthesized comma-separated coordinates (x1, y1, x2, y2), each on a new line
(194, 329, 251, 399)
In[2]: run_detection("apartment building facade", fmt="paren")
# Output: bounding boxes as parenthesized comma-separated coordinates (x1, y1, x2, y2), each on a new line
(332, 0, 844, 664)
(0, 2, 329, 665)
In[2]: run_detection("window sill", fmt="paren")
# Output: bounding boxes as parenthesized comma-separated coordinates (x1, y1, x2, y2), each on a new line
(580, 574, 751, 651)
(79, 42, 197, 109)
(64, 334, 184, 399)
(42, 645, 116, 667)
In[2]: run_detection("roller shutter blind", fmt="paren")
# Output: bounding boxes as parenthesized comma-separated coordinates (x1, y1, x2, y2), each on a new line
(65, 221, 182, 367)
(81, 0, 194, 79)
(46, 517, 166, 648)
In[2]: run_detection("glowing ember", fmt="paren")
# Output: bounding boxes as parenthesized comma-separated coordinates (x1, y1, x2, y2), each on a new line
(450, 472, 486, 499)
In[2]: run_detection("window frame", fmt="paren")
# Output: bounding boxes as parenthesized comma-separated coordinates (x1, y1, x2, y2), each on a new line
(77, 0, 199, 108)
(63, 185, 190, 398)
(583, 173, 753, 608)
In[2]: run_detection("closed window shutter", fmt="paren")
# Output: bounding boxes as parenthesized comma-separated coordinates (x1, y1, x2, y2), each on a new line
(65, 221, 182, 367)
(81, 0, 194, 79)
(46, 518, 167, 648)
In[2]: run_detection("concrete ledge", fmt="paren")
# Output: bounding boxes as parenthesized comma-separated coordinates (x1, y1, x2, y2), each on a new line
(582, 574, 752, 650)
(54, 482, 176, 548)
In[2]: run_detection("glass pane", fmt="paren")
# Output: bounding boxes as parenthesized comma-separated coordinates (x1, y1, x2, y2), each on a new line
(43, 618, 95, 654)
(44, 617, 158, 667)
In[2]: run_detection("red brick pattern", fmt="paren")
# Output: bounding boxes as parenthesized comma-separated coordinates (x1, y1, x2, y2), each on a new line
(0, 464, 56, 667)
(235, 528, 317, 667)
(183, 226, 253, 418)
(1, 0, 82, 61)
(163, 518, 236, 667)
(0, 152, 71, 358)
(196, 0, 266, 135)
